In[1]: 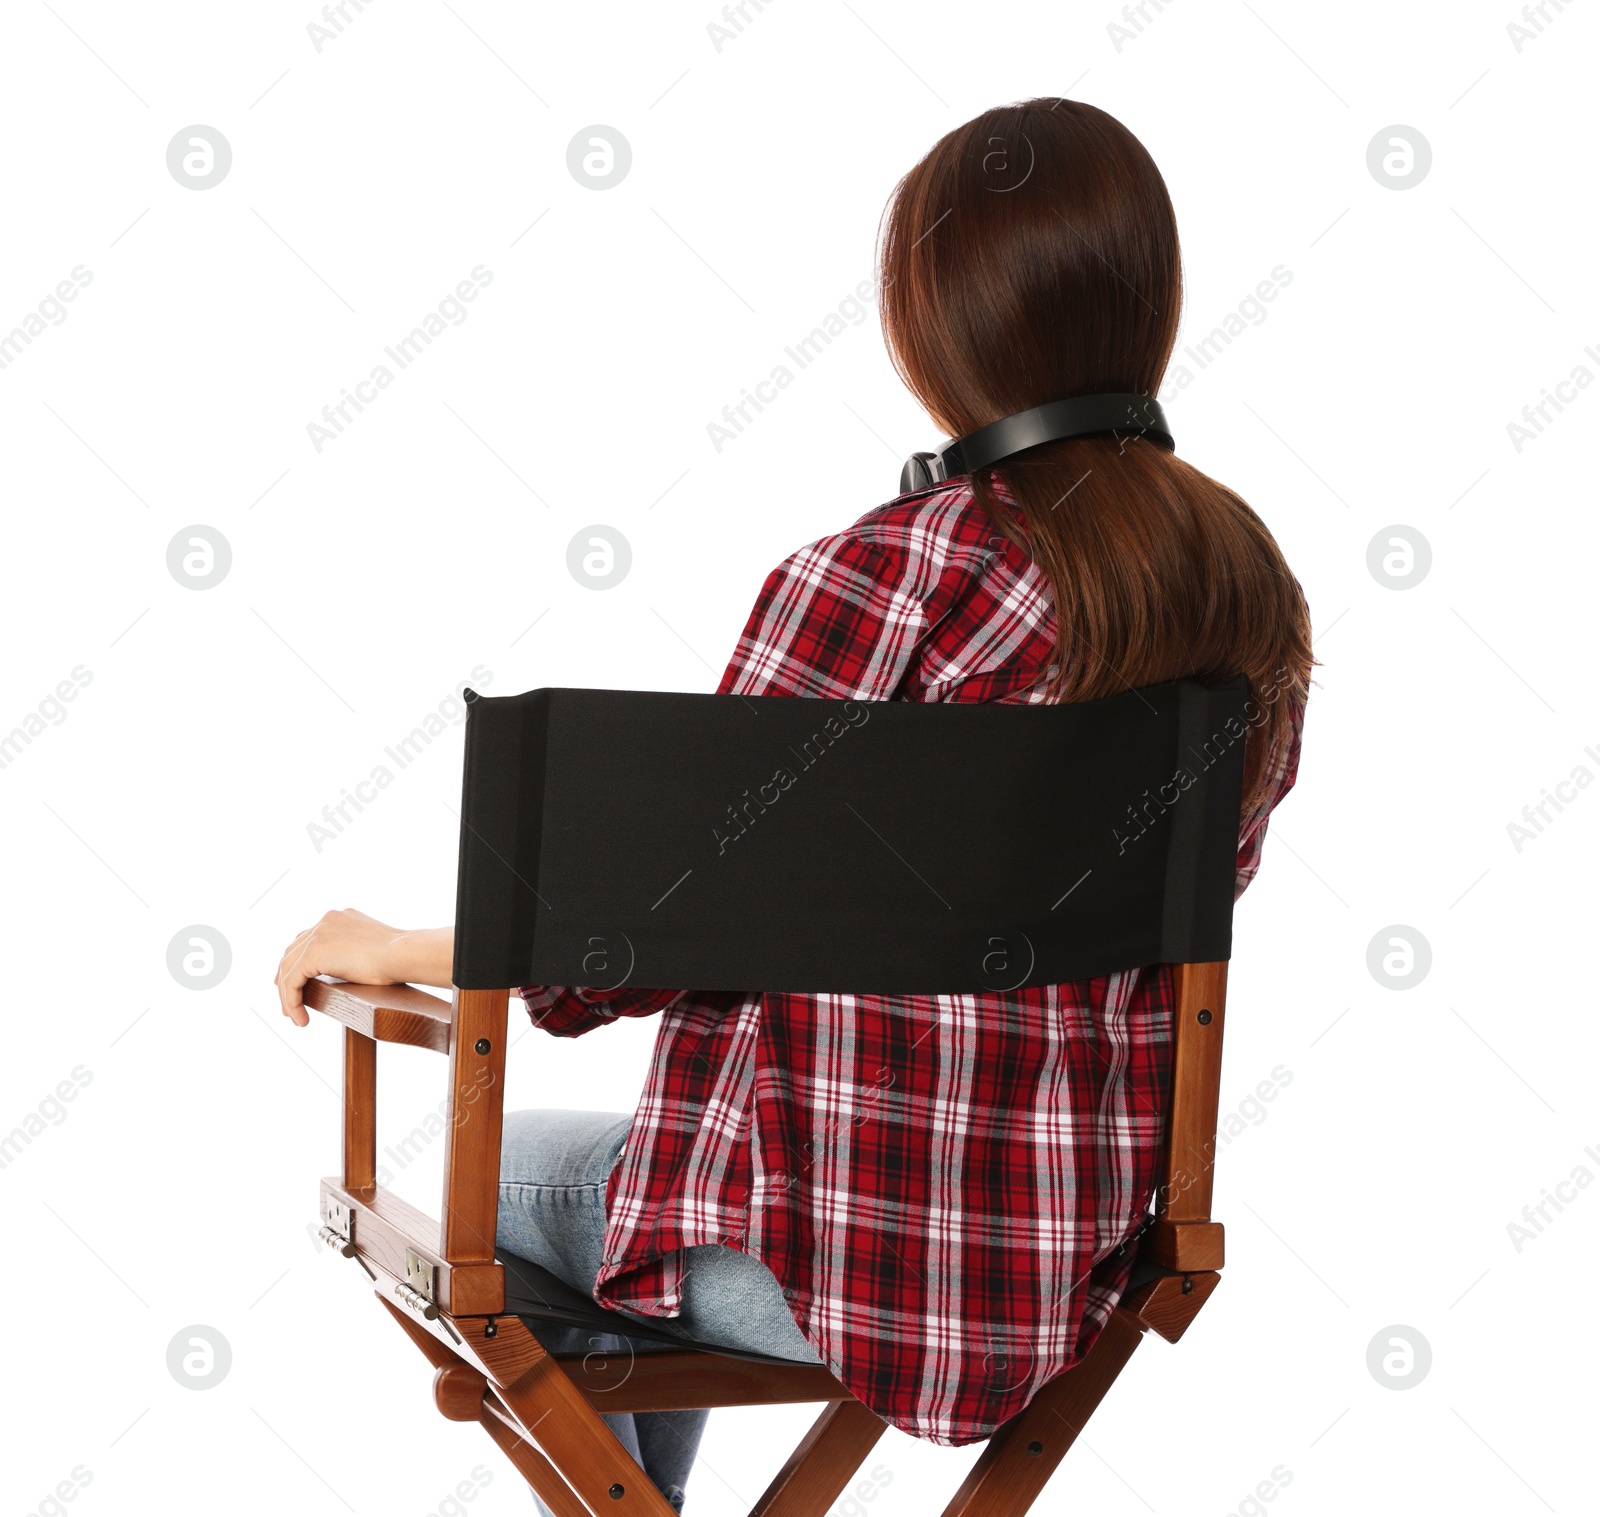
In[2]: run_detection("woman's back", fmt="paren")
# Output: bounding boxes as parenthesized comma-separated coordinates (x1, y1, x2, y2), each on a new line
(522, 476, 1305, 1444)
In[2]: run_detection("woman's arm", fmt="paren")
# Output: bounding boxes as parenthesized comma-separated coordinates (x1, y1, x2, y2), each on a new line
(274, 909, 453, 1027)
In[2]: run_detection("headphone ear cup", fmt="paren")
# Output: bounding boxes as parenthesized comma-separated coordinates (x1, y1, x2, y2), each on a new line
(900, 451, 939, 496)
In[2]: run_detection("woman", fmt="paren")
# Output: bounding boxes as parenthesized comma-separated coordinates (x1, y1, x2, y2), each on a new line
(277, 98, 1311, 1514)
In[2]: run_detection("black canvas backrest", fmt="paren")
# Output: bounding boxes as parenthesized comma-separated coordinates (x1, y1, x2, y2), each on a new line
(451, 678, 1249, 994)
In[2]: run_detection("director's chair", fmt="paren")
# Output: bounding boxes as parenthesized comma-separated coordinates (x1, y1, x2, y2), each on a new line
(303, 678, 1247, 1516)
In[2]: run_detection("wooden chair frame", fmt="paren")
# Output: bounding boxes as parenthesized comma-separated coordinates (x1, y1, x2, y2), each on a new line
(305, 960, 1229, 1517)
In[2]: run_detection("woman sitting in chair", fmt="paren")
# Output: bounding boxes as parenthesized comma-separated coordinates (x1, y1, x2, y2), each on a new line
(277, 98, 1311, 1515)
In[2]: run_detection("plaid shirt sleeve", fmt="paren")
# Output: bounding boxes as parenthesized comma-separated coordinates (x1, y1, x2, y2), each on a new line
(714, 529, 925, 700)
(1234, 690, 1307, 898)
(520, 984, 690, 1038)
(517, 527, 921, 1034)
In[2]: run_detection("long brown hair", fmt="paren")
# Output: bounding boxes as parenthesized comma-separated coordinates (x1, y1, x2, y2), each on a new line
(879, 98, 1311, 812)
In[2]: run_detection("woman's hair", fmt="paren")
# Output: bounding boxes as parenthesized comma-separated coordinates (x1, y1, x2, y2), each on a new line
(879, 98, 1312, 812)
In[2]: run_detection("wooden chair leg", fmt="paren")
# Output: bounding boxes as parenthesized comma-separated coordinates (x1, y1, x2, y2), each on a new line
(939, 1308, 1145, 1517)
(748, 1400, 888, 1517)
(491, 1347, 683, 1517)
(481, 1388, 595, 1517)
(342, 1028, 376, 1190)
(379, 1294, 679, 1517)
(377, 1283, 885, 1517)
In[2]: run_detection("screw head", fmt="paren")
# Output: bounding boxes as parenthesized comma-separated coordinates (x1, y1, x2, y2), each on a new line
(474, 1037, 491, 1055)
(609, 1483, 625, 1499)
(1197, 1009, 1213, 1025)
(1027, 1440, 1043, 1456)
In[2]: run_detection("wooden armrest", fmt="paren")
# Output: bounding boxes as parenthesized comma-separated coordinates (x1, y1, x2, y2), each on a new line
(1139, 1219, 1225, 1272)
(304, 976, 453, 1053)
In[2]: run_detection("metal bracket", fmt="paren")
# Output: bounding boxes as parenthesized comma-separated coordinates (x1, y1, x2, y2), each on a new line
(396, 1248, 440, 1321)
(317, 1197, 355, 1258)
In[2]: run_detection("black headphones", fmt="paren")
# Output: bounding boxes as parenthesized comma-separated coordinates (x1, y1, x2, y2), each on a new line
(899, 392, 1173, 496)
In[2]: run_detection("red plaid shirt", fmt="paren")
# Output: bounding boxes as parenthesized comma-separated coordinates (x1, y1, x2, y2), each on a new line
(520, 479, 1304, 1445)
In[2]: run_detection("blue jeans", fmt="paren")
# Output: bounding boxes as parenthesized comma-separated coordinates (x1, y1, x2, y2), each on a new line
(497, 1109, 821, 1515)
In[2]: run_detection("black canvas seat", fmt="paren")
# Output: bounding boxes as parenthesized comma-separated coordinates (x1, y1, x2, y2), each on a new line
(501, 1249, 819, 1367)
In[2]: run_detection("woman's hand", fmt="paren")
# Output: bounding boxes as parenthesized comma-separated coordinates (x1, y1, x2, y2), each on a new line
(274, 909, 454, 1027)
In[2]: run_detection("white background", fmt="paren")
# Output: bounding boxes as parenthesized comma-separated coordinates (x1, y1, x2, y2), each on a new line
(2, 1, 1595, 1514)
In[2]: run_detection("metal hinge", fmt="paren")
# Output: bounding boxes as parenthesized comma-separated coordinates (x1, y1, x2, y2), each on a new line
(317, 1197, 355, 1257)
(396, 1248, 439, 1320)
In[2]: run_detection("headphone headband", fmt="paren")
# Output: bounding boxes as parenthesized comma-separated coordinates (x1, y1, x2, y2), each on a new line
(900, 392, 1173, 496)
